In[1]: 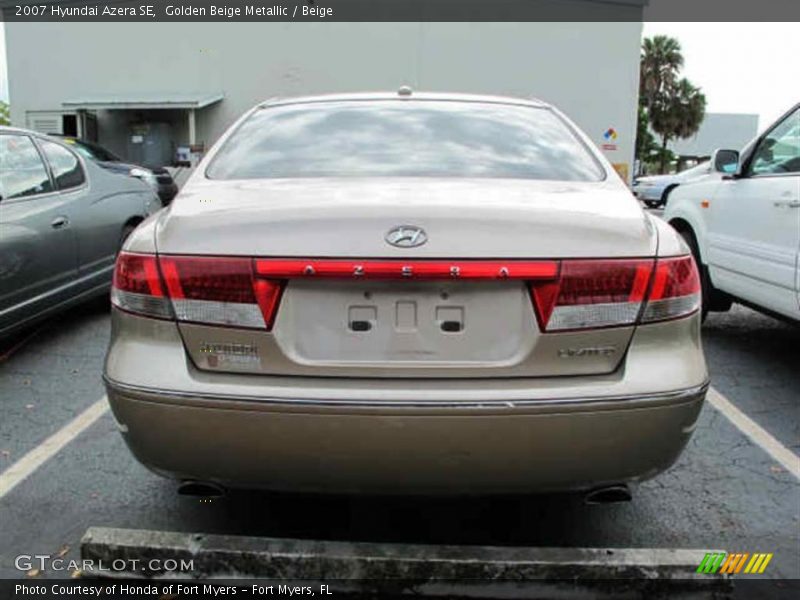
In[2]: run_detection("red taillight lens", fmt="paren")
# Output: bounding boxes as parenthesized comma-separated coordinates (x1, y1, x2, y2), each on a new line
(160, 257, 258, 303)
(531, 259, 654, 331)
(111, 252, 172, 319)
(255, 259, 559, 280)
(641, 255, 701, 323)
(158, 256, 284, 329)
(530, 256, 700, 331)
(111, 253, 284, 329)
(112, 252, 699, 333)
(112, 252, 164, 297)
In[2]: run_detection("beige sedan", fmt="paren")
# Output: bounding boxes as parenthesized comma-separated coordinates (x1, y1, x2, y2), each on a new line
(104, 92, 708, 500)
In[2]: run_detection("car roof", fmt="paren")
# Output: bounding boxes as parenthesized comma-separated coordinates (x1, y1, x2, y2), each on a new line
(0, 125, 68, 141)
(257, 91, 550, 110)
(0, 125, 39, 136)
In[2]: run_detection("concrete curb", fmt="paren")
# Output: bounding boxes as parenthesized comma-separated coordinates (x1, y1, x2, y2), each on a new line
(81, 527, 731, 597)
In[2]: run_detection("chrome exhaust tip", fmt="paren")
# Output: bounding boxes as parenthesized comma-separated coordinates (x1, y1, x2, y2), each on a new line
(584, 484, 632, 505)
(178, 480, 227, 498)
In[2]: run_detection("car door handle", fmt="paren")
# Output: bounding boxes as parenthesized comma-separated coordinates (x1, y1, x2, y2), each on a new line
(773, 201, 800, 208)
(51, 216, 70, 229)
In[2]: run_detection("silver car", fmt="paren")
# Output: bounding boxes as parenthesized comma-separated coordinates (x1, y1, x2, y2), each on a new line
(0, 127, 162, 338)
(104, 93, 708, 497)
(632, 161, 716, 208)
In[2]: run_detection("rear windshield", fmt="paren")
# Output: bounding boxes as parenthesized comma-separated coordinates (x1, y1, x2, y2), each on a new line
(65, 139, 120, 162)
(207, 100, 605, 181)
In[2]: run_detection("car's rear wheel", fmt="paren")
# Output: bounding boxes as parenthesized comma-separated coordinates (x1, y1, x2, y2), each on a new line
(644, 199, 660, 209)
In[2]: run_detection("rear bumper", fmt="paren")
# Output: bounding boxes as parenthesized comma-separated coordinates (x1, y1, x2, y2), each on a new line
(105, 377, 707, 494)
(104, 307, 708, 494)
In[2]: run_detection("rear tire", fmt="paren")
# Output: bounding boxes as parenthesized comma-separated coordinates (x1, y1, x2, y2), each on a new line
(644, 200, 660, 209)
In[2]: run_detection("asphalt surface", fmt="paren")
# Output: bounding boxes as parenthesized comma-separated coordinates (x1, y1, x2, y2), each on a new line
(0, 297, 798, 583)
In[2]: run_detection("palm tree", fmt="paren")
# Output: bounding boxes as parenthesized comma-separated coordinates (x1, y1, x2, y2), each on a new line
(640, 35, 684, 112)
(650, 78, 707, 172)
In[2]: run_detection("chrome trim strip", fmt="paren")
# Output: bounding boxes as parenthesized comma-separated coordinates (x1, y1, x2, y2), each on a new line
(103, 375, 709, 410)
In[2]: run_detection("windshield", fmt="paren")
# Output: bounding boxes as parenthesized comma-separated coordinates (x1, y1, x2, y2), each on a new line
(207, 100, 605, 181)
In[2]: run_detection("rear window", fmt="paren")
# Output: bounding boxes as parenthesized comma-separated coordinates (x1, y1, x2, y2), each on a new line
(66, 139, 120, 162)
(207, 100, 605, 181)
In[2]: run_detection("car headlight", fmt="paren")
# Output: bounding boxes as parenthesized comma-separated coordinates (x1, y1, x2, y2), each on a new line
(129, 167, 159, 189)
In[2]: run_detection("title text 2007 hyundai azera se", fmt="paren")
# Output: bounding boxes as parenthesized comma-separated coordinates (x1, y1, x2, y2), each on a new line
(104, 92, 708, 496)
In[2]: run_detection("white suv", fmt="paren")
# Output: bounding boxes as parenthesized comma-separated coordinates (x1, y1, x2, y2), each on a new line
(665, 104, 800, 321)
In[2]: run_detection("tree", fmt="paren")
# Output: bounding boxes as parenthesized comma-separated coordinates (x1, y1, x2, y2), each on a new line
(0, 101, 9, 126)
(637, 35, 706, 173)
(639, 35, 684, 113)
(635, 103, 658, 163)
(650, 78, 707, 172)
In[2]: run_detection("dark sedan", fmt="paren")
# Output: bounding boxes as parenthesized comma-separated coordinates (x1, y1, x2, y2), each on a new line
(0, 126, 162, 338)
(55, 136, 178, 205)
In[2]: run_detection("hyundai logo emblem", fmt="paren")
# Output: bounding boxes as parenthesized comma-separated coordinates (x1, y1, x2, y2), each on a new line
(385, 225, 427, 248)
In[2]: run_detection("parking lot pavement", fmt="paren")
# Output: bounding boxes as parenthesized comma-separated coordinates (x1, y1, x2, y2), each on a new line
(703, 306, 799, 453)
(0, 301, 797, 581)
(0, 299, 109, 473)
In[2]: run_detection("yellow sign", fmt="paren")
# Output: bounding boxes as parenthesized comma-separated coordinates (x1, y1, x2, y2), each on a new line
(612, 162, 629, 183)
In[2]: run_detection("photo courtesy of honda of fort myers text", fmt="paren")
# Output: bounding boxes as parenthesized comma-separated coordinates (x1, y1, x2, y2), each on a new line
(0, 1, 799, 599)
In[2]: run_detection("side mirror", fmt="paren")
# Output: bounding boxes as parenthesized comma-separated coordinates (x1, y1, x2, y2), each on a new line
(712, 149, 739, 174)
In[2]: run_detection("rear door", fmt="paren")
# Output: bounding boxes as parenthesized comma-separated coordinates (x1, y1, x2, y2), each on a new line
(0, 133, 78, 332)
(37, 139, 128, 285)
(706, 107, 800, 318)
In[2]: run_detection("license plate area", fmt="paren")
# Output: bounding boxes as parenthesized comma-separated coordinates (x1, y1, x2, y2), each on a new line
(273, 280, 537, 366)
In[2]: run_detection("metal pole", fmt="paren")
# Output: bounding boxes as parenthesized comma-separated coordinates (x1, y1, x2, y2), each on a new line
(188, 108, 197, 168)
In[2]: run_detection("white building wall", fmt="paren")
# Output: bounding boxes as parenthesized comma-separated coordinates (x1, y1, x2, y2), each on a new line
(6, 21, 641, 178)
(668, 113, 760, 157)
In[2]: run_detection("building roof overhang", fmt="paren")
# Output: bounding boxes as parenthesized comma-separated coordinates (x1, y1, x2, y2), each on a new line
(62, 93, 224, 110)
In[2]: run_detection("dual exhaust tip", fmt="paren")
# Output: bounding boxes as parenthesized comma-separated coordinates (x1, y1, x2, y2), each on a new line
(177, 480, 632, 505)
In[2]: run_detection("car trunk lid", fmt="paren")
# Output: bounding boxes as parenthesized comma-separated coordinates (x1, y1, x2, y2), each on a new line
(155, 177, 656, 378)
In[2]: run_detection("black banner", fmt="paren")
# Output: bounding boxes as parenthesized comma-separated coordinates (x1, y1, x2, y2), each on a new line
(3, 578, 800, 599)
(1, 0, 800, 22)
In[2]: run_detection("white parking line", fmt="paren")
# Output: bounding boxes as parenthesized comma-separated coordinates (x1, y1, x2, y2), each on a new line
(707, 386, 800, 480)
(0, 397, 109, 499)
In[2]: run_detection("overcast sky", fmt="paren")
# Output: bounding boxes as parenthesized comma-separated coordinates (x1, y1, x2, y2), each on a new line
(1, 22, 798, 128)
(642, 22, 800, 130)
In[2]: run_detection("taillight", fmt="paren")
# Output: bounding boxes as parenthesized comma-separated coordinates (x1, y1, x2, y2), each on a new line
(531, 259, 654, 331)
(641, 256, 701, 323)
(254, 259, 559, 280)
(111, 253, 284, 329)
(111, 253, 172, 319)
(530, 255, 700, 331)
(159, 256, 283, 329)
(112, 253, 699, 333)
